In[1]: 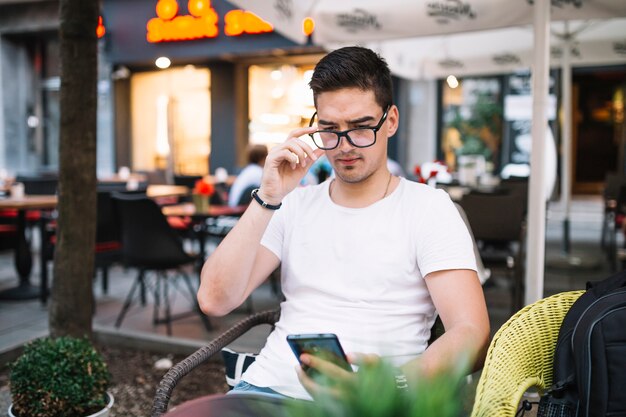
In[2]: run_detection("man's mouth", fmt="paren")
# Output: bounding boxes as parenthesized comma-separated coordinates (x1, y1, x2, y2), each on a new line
(336, 155, 361, 166)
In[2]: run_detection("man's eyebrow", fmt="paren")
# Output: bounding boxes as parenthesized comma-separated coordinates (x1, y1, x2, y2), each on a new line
(318, 115, 376, 126)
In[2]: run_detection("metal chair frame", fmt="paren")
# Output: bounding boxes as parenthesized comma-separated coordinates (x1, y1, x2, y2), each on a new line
(151, 309, 281, 417)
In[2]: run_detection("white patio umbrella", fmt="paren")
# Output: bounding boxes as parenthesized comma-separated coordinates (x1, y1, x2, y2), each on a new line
(228, 0, 626, 305)
(227, 0, 626, 45)
(354, 18, 626, 80)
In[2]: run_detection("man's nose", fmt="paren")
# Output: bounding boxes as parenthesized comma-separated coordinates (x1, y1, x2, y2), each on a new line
(336, 133, 355, 151)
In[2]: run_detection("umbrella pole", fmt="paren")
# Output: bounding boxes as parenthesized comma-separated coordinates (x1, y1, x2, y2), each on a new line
(561, 25, 573, 255)
(525, 0, 550, 306)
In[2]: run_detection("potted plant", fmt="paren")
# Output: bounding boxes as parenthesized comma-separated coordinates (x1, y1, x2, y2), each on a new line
(288, 358, 470, 417)
(192, 177, 215, 213)
(8, 336, 113, 417)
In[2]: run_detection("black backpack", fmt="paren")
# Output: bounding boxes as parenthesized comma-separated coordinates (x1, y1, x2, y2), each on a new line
(537, 270, 626, 417)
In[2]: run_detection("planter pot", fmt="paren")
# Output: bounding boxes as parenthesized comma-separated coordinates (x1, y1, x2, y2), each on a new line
(9, 392, 114, 417)
(192, 193, 210, 213)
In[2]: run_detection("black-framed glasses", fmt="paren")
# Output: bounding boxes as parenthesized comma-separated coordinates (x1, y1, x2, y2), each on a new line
(308, 106, 390, 150)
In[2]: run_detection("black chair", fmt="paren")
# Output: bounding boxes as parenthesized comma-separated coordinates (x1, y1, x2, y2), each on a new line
(11, 174, 59, 241)
(499, 177, 528, 214)
(40, 190, 124, 302)
(15, 173, 58, 195)
(97, 181, 148, 194)
(235, 185, 258, 206)
(173, 174, 203, 189)
(173, 175, 202, 204)
(458, 190, 527, 313)
(112, 192, 212, 335)
(94, 191, 124, 293)
(601, 173, 626, 270)
(0, 223, 17, 251)
(454, 203, 491, 286)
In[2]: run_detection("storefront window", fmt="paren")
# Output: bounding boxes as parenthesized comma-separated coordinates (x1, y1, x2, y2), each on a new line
(248, 63, 315, 146)
(439, 77, 503, 173)
(130, 65, 211, 175)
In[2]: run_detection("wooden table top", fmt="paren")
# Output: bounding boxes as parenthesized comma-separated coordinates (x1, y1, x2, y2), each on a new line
(0, 195, 58, 210)
(162, 203, 246, 218)
(146, 185, 190, 198)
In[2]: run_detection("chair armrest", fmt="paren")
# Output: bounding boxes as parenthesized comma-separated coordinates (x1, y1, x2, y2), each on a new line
(151, 308, 281, 417)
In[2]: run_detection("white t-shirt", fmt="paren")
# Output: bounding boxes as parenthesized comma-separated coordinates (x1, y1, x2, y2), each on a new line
(228, 164, 264, 207)
(242, 178, 477, 399)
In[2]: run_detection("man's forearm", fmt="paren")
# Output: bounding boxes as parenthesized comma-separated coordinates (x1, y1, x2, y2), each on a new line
(401, 322, 490, 382)
(197, 202, 275, 316)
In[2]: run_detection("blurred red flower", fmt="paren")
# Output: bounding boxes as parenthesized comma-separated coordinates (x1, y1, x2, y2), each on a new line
(193, 179, 215, 196)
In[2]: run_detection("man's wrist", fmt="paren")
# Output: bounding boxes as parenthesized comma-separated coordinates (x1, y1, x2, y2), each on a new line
(251, 188, 282, 210)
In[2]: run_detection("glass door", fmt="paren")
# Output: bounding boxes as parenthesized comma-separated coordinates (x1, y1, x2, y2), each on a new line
(130, 65, 211, 175)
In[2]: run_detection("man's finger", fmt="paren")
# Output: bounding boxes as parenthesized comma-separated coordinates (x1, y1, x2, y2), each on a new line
(296, 366, 343, 399)
(283, 138, 319, 167)
(348, 352, 381, 366)
(301, 354, 353, 381)
(287, 125, 319, 139)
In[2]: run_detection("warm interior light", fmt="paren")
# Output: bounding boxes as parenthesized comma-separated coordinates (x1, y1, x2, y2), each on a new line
(96, 16, 106, 38)
(155, 56, 171, 69)
(270, 69, 282, 81)
(302, 17, 315, 36)
(446, 75, 459, 89)
(271, 87, 285, 99)
(156, 95, 170, 157)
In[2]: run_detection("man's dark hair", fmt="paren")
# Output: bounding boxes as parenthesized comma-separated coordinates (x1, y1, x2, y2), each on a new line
(248, 144, 268, 165)
(309, 46, 393, 109)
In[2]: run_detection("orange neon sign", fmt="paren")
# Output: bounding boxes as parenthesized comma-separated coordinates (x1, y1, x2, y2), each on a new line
(224, 10, 273, 36)
(96, 16, 106, 38)
(147, 0, 218, 43)
(146, 0, 273, 43)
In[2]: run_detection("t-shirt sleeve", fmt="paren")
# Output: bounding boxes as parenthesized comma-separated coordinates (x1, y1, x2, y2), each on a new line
(260, 196, 287, 260)
(415, 189, 477, 277)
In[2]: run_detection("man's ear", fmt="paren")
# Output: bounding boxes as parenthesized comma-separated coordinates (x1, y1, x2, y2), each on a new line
(386, 105, 400, 137)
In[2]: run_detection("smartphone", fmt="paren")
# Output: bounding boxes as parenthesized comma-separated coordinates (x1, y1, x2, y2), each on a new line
(286, 333, 353, 375)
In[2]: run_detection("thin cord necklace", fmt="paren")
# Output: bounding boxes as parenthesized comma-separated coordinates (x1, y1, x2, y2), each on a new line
(329, 172, 394, 201)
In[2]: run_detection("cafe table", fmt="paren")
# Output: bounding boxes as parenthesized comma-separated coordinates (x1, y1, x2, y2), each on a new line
(146, 184, 190, 199)
(161, 203, 247, 264)
(437, 183, 508, 202)
(0, 195, 57, 302)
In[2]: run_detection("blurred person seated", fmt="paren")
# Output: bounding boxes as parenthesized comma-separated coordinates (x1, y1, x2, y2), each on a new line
(228, 144, 268, 207)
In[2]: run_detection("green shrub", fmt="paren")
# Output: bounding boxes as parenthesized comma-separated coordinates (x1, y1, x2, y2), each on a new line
(10, 337, 110, 417)
(288, 358, 469, 417)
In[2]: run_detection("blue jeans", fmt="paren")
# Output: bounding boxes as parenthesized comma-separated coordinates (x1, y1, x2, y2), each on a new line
(228, 380, 289, 399)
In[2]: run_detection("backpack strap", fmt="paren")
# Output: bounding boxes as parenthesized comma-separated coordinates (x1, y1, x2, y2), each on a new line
(547, 374, 576, 397)
(586, 269, 626, 297)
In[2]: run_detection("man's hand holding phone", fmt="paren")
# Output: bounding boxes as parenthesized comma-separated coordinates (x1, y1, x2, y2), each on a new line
(287, 334, 380, 398)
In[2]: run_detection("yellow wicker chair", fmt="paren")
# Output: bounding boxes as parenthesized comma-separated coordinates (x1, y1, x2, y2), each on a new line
(471, 290, 584, 417)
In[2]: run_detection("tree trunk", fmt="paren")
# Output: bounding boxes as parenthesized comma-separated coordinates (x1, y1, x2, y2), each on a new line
(49, 0, 99, 339)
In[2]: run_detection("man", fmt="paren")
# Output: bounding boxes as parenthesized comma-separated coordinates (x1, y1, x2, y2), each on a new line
(227, 144, 268, 207)
(198, 46, 489, 400)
